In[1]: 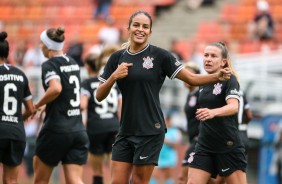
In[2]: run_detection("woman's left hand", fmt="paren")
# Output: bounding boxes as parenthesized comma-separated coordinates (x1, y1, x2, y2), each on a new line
(218, 67, 231, 81)
(196, 108, 215, 122)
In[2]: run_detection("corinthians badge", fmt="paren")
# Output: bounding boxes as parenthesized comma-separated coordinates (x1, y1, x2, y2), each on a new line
(142, 56, 154, 69)
(213, 83, 222, 95)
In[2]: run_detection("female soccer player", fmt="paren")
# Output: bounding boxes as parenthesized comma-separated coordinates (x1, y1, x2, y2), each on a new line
(33, 26, 89, 184)
(96, 11, 231, 184)
(0, 31, 34, 184)
(187, 42, 247, 184)
(81, 45, 121, 184)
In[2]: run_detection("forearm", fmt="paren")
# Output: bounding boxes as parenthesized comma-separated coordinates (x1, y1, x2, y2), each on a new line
(176, 69, 218, 86)
(35, 88, 60, 108)
(212, 103, 238, 117)
(96, 75, 116, 102)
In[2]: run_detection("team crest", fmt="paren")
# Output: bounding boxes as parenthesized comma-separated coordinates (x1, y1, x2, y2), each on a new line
(213, 83, 222, 95)
(142, 56, 154, 69)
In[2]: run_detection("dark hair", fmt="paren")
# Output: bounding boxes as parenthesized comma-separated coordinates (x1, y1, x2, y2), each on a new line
(84, 54, 99, 72)
(46, 26, 65, 42)
(128, 10, 153, 31)
(0, 31, 9, 58)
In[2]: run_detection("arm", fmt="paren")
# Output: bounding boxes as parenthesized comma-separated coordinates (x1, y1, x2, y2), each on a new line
(35, 79, 62, 109)
(80, 95, 89, 111)
(244, 108, 253, 124)
(96, 62, 132, 102)
(176, 67, 231, 86)
(23, 99, 34, 121)
(196, 98, 239, 122)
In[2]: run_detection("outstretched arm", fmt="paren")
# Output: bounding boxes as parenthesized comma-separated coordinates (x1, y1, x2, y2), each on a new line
(176, 67, 231, 86)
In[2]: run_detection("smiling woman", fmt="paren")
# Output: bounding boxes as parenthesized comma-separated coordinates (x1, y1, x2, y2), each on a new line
(95, 11, 232, 184)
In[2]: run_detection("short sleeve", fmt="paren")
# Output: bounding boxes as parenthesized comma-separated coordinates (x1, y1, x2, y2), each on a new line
(23, 73, 32, 101)
(42, 62, 60, 86)
(162, 51, 184, 80)
(81, 80, 91, 98)
(225, 75, 240, 102)
(98, 51, 120, 83)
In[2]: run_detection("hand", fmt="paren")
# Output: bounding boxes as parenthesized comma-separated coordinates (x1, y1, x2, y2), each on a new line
(218, 67, 231, 81)
(31, 104, 45, 119)
(196, 108, 215, 122)
(112, 62, 133, 80)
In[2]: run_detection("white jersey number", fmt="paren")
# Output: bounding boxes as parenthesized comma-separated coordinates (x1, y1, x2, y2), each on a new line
(3, 83, 17, 115)
(69, 75, 80, 107)
(92, 82, 118, 119)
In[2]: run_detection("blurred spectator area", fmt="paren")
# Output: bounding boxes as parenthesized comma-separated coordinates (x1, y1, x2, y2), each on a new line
(0, 0, 177, 64)
(173, 0, 282, 60)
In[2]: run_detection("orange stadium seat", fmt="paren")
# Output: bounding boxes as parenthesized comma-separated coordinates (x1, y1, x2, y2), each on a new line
(219, 4, 238, 23)
(195, 22, 228, 42)
(174, 39, 193, 60)
(239, 40, 261, 53)
(0, 6, 12, 21)
(25, 6, 43, 20)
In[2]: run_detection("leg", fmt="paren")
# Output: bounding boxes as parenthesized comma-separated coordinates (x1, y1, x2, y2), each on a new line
(111, 160, 132, 184)
(224, 170, 247, 184)
(131, 164, 155, 184)
(89, 153, 104, 184)
(187, 167, 211, 184)
(177, 166, 189, 184)
(33, 155, 54, 184)
(208, 175, 225, 184)
(63, 164, 84, 184)
(2, 164, 20, 184)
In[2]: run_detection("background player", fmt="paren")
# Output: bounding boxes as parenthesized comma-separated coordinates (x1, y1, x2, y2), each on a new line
(0, 31, 34, 184)
(33, 26, 89, 184)
(81, 45, 121, 184)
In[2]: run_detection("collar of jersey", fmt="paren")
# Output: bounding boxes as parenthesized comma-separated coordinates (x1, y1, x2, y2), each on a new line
(126, 44, 149, 55)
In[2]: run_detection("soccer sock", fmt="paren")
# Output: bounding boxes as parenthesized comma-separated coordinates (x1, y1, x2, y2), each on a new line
(149, 177, 157, 184)
(93, 176, 103, 184)
(164, 178, 174, 184)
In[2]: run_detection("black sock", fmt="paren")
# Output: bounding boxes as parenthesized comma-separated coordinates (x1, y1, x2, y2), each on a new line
(93, 176, 103, 184)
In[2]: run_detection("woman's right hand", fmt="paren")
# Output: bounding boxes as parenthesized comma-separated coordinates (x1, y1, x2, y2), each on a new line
(112, 62, 133, 80)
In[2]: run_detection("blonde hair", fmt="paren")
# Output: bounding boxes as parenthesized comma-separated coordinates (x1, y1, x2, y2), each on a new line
(184, 62, 201, 74)
(97, 44, 120, 69)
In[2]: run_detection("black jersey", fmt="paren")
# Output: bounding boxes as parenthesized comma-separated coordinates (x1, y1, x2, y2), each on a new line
(197, 75, 242, 153)
(238, 91, 250, 131)
(81, 77, 120, 134)
(184, 89, 200, 141)
(99, 44, 184, 135)
(41, 55, 85, 133)
(0, 64, 32, 141)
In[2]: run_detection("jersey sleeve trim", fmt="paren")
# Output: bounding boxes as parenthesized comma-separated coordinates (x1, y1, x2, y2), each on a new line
(45, 75, 60, 86)
(170, 65, 184, 80)
(98, 76, 106, 83)
(24, 95, 32, 101)
(81, 88, 91, 97)
(226, 95, 240, 101)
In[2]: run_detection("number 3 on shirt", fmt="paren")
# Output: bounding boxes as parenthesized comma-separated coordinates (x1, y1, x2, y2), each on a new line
(69, 75, 80, 107)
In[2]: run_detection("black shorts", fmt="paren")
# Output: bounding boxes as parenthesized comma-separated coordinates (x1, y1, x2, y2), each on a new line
(0, 139, 25, 166)
(182, 138, 197, 166)
(188, 147, 247, 178)
(88, 131, 118, 155)
(112, 133, 165, 165)
(239, 131, 248, 154)
(35, 130, 89, 167)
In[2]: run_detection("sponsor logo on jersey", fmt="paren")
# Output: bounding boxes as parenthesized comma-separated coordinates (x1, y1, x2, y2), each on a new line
(45, 71, 56, 78)
(155, 122, 161, 129)
(227, 141, 234, 146)
(230, 89, 240, 95)
(142, 56, 154, 69)
(213, 83, 222, 95)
